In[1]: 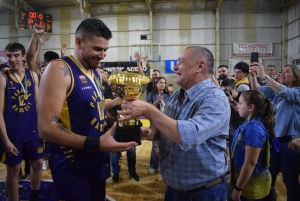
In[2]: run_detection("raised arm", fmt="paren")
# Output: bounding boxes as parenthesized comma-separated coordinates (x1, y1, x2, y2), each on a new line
(61, 44, 67, 58)
(38, 61, 137, 152)
(249, 65, 259, 90)
(35, 32, 50, 65)
(251, 62, 280, 93)
(26, 25, 45, 79)
(134, 51, 144, 74)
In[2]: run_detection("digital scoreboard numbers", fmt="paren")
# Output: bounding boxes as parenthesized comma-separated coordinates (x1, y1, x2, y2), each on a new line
(20, 10, 52, 33)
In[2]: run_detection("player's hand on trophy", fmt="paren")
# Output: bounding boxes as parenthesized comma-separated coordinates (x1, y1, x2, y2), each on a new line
(99, 122, 138, 152)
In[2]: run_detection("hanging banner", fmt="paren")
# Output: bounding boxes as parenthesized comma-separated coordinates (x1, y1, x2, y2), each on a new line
(288, 53, 300, 66)
(233, 43, 273, 56)
(100, 61, 150, 76)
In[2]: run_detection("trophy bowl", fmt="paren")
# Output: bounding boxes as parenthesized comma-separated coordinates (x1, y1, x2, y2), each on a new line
(107, 72, 151, 145)
(108, 72, 152, 100)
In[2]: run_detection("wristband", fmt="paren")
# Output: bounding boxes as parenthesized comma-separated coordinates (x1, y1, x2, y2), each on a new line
(234, 184, 243, 192)
(83, 136, 100, 152)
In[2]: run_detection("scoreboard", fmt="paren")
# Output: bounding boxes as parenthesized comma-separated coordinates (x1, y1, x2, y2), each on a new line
(20, 10, 52, 33)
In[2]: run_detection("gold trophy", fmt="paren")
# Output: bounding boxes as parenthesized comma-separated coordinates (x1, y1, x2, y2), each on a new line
(107, 72, 151, 145)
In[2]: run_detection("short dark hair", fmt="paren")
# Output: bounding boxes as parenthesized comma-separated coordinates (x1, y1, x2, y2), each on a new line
(235, 62, 249, 74)
(44, 51, 59, 63)
(218, 65, 228, 69)
(75, 18, 112, 42)
(5, 43, 26, 56)
(221, 78, 236, 88)
(153, 69, 160, 74)
(267, 65, 275, 69)
(168, 84, 173, 87)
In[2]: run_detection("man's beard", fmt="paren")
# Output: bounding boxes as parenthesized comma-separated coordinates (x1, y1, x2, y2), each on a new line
(82, 54, 97, 69)
(219, 74, 227, 80)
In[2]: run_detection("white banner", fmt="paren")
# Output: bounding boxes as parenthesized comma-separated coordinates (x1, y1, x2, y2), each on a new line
(233, 43, 273, 56)
(288, 53, 300, 66)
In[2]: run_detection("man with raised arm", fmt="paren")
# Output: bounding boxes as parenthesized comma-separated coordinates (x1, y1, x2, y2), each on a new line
(37, 18, 137, 201)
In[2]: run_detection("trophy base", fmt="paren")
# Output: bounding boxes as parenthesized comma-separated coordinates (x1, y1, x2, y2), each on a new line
(115, 120, 142, 145)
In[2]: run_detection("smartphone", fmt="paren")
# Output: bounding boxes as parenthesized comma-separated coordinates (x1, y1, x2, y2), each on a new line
(251, 52, 259, 63)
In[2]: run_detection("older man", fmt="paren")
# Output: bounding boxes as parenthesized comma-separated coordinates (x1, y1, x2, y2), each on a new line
(120, 46, 230, 200)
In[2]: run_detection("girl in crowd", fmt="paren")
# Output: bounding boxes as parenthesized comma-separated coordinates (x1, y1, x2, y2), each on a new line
(250, 63, 300, 201)
(147, 77, 171, 173)
(231, 90, 274, 201)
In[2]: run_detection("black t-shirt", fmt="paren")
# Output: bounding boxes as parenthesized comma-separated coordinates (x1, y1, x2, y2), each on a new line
(230, 92, 246, 130)
(147, 81, 154, 93)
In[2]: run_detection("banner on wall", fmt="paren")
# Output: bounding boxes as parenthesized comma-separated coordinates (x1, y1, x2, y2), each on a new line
(100, 61, 150, 76)
(233, 43, 273, 56)
(288, 53, 300, 66)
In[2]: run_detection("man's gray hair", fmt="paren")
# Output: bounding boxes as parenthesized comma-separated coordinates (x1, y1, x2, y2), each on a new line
(186, 46, 214, 74)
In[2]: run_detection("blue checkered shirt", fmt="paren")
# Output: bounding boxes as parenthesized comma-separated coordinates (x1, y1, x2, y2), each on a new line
(159, 78, 230, 190)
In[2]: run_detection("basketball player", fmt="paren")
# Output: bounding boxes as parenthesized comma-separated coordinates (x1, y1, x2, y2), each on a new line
(37, 18, 137, 200)
(0, 42, 44, 201)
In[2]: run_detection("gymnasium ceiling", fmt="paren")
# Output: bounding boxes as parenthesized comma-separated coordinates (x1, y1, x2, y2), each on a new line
(0, 0, 222, 15)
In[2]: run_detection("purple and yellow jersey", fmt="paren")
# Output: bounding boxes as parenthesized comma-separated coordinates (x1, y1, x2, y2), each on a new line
(2, 68, 39, 144)
(49, 56, 110, 191)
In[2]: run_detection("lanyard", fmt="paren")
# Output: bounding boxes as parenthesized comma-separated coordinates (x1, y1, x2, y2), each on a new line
(72, 53, 102, 99)
(14, 70, 28, 100)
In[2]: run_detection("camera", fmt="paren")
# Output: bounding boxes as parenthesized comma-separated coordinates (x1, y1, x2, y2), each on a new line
(223, 89, 232, 96)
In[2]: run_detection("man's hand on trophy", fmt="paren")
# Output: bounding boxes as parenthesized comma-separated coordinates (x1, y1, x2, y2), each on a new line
(118, 99, 146, 121)
(100, 122, 138, 152)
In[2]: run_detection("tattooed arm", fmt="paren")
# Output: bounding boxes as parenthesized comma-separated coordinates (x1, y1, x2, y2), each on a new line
(37, 60, 80, 147)
(37, 60, 137, 151)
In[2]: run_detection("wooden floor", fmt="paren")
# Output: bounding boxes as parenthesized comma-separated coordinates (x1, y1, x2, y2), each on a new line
(0, 140, 287, 201)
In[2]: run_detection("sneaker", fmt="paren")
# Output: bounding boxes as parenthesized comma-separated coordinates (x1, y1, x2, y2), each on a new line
(148, 168, 158, 174)
(129, 172, 139, 182)
(112, 174, 119, 182)
(42, 160, 48, 171)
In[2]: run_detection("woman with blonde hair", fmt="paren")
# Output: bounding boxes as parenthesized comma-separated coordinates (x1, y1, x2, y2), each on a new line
(250, 63, 300, 201)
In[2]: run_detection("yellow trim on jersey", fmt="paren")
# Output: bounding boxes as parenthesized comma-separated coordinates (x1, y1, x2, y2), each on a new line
(0, 152, 6, 163)
(68, 56, 95, 80)
(7, 68, 25, 83)
(59, 100, 71, 130)
(61, 57, 74, 98)
(2, 72, 8, 110)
